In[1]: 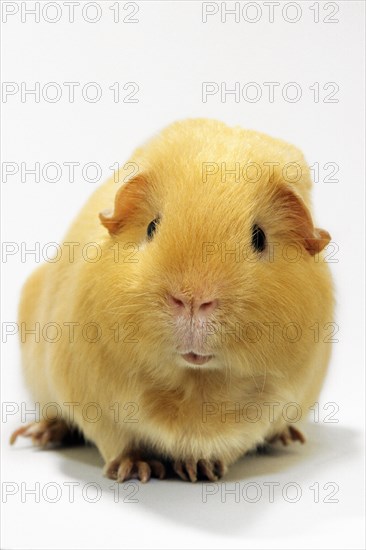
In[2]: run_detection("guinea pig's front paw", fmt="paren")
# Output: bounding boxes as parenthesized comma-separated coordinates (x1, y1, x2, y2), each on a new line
(10, 419, 81, 448)
(104, 452, 166, 483)
(172, 459, 227, 483)
(270, 425, 306, 446)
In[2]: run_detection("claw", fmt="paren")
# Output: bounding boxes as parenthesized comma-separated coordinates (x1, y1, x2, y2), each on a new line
(149, 459, 166, 480)
(271, 425, 305, 446)
(116, 458, 134, 482)
(10, 424, 34, 445)
(198, 459, 218, 481)
(173, 460, 189, 481)
(289, 425, 306, 444)
(10, 420, 72, 448)
(136, 461, 151, 483)
(172, 458, 226, 482)
(214, 460, 226, 478)
(104, 454, 166, 483)
(185, 459, 198, 483)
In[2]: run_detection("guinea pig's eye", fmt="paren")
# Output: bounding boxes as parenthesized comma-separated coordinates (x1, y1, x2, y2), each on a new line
(147, 217, 160, 240)
(251, 224, 266, 252)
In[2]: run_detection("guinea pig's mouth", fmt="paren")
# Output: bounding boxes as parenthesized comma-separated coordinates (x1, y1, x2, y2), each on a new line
(180, 352, 213, 366)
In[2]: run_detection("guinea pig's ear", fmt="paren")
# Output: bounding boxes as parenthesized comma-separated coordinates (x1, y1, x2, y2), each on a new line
(275, 186, 331, 256)
(99, 174, 149, 235)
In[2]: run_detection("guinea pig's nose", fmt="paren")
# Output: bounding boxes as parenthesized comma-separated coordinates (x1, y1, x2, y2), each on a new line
(195, 298, 218, 316)
(167, 294, 218, 316)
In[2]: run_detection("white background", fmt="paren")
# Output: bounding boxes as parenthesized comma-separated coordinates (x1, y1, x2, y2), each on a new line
(1, 1, 365, 549)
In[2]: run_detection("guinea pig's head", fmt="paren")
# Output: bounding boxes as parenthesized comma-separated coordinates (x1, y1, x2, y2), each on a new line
(99, 120, 332, 377)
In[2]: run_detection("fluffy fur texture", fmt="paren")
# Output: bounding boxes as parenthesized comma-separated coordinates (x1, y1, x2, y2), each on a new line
(15, 119, 334, 482)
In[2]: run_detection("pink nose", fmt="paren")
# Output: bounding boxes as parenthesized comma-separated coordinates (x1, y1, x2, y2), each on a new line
(167, 293, 218, 316)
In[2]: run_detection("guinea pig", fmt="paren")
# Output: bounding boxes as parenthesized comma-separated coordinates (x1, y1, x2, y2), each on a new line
(11, 118, 334, 483)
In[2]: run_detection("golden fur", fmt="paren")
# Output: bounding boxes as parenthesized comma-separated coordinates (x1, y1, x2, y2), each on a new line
(16, 119, 334, 481)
